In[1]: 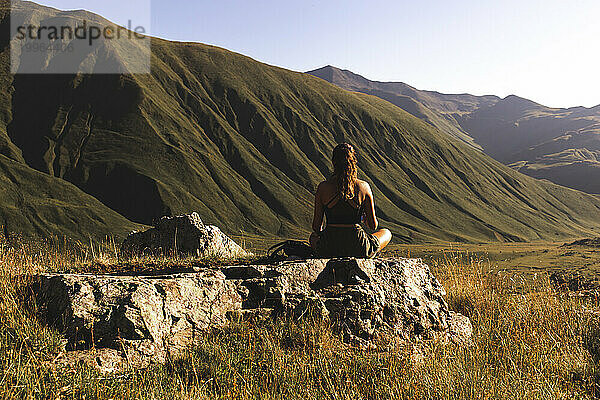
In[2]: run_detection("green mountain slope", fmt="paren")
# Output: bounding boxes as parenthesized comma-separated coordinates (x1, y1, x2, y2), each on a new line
(0, 154, 140, 241)
(3, 1, 600, 243)
(308, 66, 600, 194)
(0, 1, 141, 242)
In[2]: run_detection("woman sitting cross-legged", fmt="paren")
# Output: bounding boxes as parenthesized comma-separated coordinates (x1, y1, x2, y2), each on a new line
(309, 143, 392, 258)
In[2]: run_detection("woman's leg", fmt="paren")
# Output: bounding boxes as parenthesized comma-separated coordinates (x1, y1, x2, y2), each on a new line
(373, 228, 392, 251)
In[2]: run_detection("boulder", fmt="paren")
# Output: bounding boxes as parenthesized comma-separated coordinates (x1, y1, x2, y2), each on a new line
(120, 213, 249, 258)
(30, 257, 472, 373)
(310, 258, 453, 346)
(33, 269, 244, 369)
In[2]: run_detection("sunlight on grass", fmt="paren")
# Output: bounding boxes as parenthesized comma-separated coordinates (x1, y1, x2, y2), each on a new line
(1, 235, 599, 399)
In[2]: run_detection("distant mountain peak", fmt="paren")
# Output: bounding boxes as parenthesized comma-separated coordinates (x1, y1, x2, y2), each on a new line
(501, 94, 542, 108)
(307, 65, 373, 89)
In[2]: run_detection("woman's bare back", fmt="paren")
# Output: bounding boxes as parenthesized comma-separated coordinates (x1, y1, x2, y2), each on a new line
(313, 178, 378, 231)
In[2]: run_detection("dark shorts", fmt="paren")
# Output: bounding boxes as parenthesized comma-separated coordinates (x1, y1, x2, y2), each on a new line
(315, 225, 381, 259)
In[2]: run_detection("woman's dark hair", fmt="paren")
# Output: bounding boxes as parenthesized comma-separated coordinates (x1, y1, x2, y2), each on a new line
(332, 143, 358, 199)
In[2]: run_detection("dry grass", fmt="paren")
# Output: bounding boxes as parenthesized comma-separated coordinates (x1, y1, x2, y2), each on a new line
(1, 236, 600, 399)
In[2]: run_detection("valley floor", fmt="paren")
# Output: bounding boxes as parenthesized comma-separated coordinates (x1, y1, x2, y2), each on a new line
(389, 240, 600, 281)
(2, 236, 600, 399)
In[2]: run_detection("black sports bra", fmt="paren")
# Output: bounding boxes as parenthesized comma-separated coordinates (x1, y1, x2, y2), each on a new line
(324, 192, 363, 225)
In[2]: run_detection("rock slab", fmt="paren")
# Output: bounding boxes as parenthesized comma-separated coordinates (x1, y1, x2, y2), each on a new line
(120, 213, 248, 258)
(31, 257, 472, 373)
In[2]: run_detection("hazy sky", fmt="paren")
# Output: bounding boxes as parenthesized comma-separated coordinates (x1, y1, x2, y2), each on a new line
(34, 0, 600, 108)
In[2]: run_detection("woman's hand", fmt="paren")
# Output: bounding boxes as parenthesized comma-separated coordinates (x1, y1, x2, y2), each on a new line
(309, 231, 321, 250)
(312, 182, 325, 233)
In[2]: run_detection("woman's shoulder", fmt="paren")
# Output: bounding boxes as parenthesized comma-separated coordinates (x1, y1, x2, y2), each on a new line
(356, 179, 372, 191)
(316, 179, 336, 194)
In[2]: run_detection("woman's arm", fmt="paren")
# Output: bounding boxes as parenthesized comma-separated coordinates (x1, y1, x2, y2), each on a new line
(363, 183, 378, 230)
(312, 183, 325, 232)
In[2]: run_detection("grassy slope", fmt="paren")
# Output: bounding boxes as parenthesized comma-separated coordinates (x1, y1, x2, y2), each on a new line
(0, 154, 140, 242)
(3, 2, 600, 243)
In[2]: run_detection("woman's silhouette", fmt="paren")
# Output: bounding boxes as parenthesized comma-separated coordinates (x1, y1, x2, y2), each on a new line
(310, 143, 391, 258)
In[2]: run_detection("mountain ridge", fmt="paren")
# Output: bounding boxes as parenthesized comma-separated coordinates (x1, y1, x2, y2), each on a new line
(310, 66, 598, 109)
(307, 65, 600, 194)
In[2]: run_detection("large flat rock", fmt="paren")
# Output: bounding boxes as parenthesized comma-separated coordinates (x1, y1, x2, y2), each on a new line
(30, 257, 472, 373)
